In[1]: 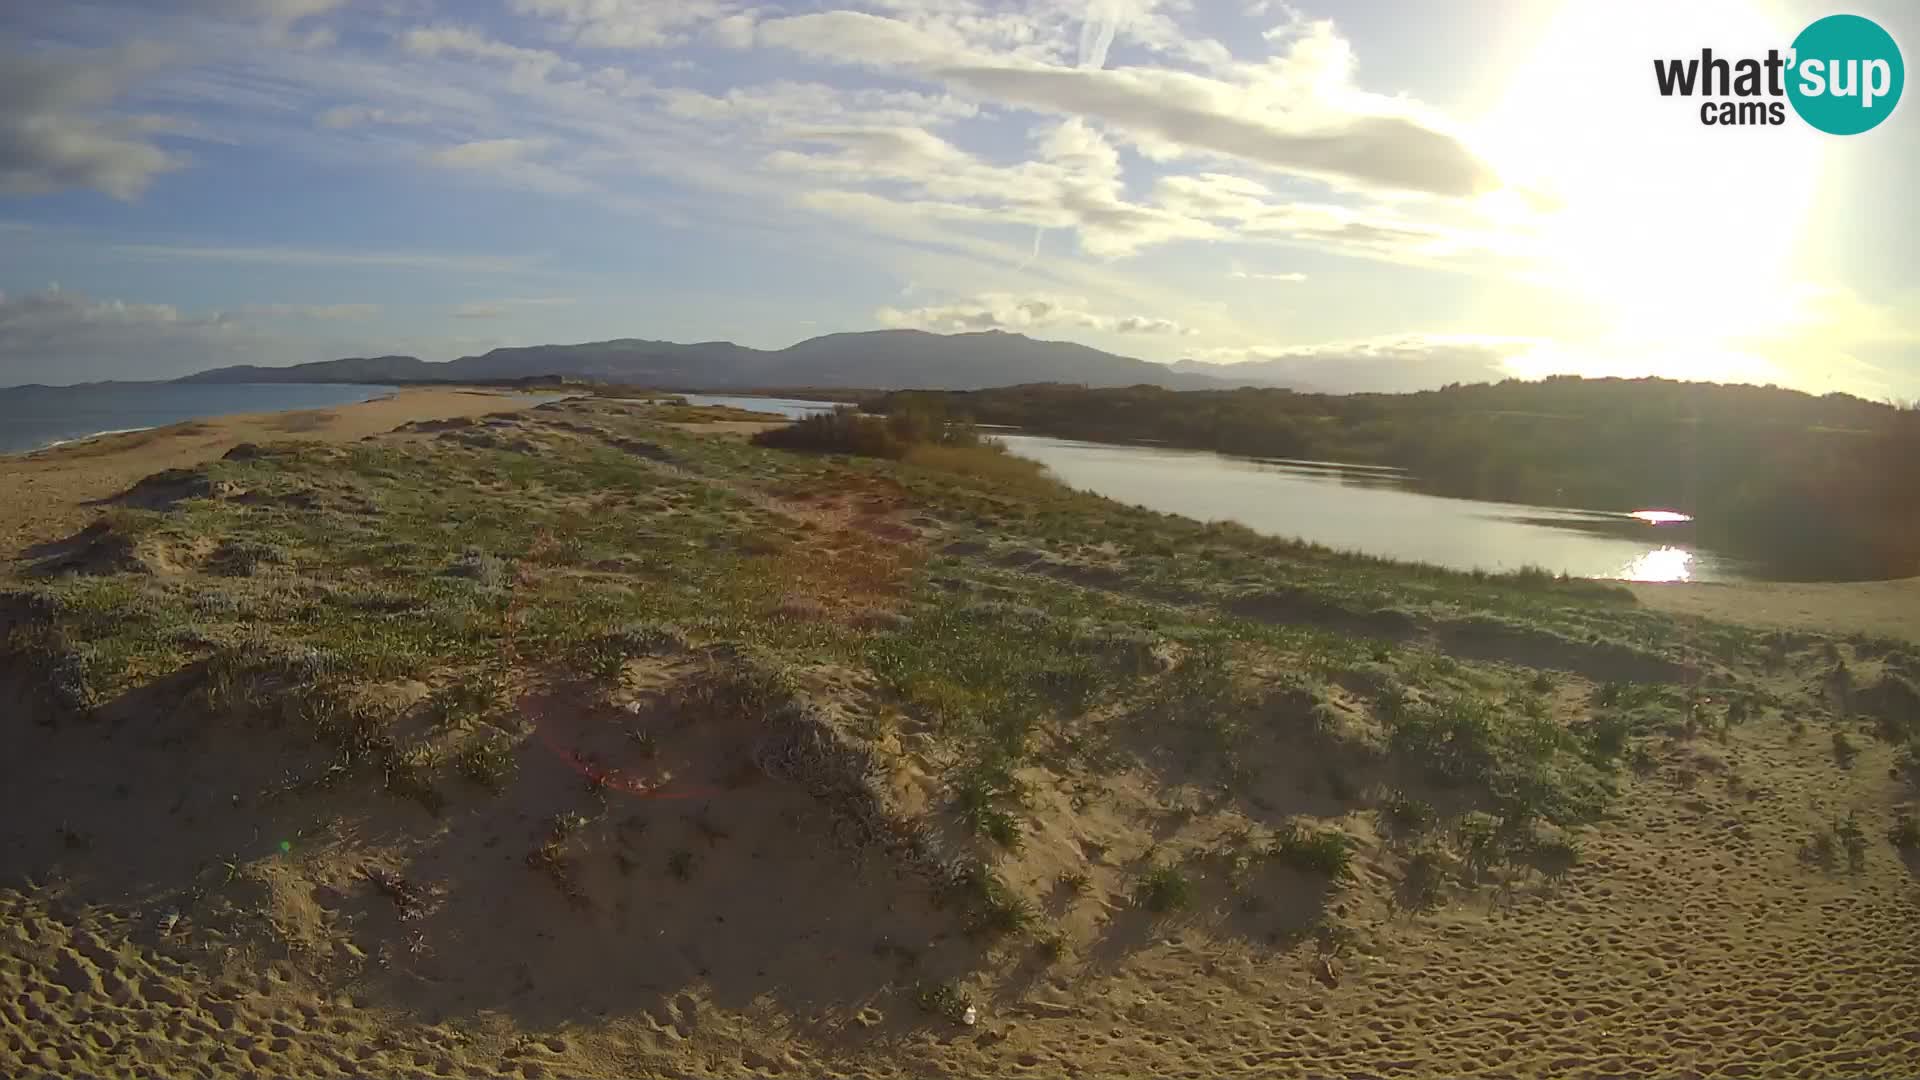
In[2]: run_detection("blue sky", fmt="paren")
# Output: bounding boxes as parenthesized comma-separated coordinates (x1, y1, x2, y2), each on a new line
(1, 0, 1915, 395)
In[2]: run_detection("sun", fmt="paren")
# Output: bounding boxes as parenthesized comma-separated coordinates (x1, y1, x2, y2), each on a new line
(1472, 0, 1828, 378)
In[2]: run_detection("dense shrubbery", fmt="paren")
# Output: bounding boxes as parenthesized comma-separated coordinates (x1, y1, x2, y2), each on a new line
(753, 402, 988, 459)
(871, 381, 1920, 579)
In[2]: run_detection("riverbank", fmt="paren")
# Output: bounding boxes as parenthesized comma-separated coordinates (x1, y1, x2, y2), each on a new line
(0, 388, 549, 569)
(4, 395, 1915, 1078)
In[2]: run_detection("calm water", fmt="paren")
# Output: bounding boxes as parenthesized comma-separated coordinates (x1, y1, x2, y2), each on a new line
(0, 382, 402, 454)
(681, 394, 841, 420)
(1001, 435, 1746, 583)
(644, 396, 1747, 583)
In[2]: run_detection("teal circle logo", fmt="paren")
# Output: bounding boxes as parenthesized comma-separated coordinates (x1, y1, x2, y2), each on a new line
(1787, 14, 1904, 134)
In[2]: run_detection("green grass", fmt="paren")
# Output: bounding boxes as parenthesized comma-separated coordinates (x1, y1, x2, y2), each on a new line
(454, 736, 517, 792)
(1270, 824, 1355, 880)
(1132, 863, 1193, 913)
(946, 861, 1036, 936)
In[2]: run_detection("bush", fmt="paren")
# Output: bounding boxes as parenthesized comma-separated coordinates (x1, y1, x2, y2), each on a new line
(1271, 823, 1355, 880)
(1379, 790, 1435, 836)
(1888, 809, 1919, 849)
(455, 736, 517, 792)
(1133, 864, 1193, 913)
(945, 861, 1034, 936)
(752, 407, 908, 458)
(751, 402, 986, 459)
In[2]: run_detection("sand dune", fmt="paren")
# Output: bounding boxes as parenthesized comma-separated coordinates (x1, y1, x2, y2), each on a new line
(3, 396, 1917, 1078)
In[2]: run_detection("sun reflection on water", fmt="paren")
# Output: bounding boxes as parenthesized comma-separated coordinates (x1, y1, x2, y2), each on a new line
(1628, 509, 1694, 524)
(1619, 546, 1694, 582)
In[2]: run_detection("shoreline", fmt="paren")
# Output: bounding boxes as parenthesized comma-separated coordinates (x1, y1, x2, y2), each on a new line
(0, 384, 405, 458)
(32, 425, 158, 453)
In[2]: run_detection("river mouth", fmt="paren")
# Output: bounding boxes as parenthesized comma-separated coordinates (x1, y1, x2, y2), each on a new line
(686, 396, 1771, 583)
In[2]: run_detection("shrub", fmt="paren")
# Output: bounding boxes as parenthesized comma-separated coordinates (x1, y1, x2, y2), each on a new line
(913, 980, 973, 1022)
(1888, 809, 1919, 849)
(752, 407, 911, 459)
(1133, 864, 1193, 913)
(667, 848, 696, 881)
(953, 759, 1026, 851)
(454, 736, 517, 792)
(1836, 813, 1869, 871)
(1397, 849, 1447, 912)
(426, 671, 510, 729)
(1379, 790, 1435, 836)
(1270, 823, 1355, 880)
(752, 401, 988, 460)
(946, 862, 1034, 936)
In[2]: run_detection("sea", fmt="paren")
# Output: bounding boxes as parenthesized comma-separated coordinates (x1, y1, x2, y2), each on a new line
(0, 382, 400, 455)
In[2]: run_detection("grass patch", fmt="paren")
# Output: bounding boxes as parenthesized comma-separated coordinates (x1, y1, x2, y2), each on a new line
(1132, 863, 1193, 914)
(454, 736, 517, 792)
(1270, 823, 1355, 880)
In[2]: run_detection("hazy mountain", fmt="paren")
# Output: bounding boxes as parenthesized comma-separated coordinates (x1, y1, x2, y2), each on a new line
(178, 330, 1226, 390)
(175, 355, 442, 385)
(1168, 359, 1319, 392)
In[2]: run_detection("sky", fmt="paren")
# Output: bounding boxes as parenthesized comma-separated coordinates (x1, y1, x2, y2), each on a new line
(1, 0, 1915, 395)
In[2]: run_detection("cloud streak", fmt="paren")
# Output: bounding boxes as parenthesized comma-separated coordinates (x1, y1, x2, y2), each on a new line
(877, 293, 1195, 336)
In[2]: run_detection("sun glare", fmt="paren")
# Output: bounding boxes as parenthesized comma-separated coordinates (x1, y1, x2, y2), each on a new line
(1475, 1, 1827, 381)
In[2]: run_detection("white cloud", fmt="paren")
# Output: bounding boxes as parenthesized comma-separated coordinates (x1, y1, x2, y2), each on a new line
(431, 138, 542, 168)
(1230, 269, 1307, 282)
(426, 138, 589, 194)
(877, 292, 1194, 336)
(770, 122, 1221, 259)
(758, 12, 1500, 198)
(707, 14, 757, 49)
(0, 47, 184, 199)
(401, 25, 579, 85)
(509, 0, 745, 49)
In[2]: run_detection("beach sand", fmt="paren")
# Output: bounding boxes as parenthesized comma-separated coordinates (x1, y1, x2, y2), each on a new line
(3, 396, 1917, 1078)
(0, 389, 542, 569)
(1634, 578, 1920, 644)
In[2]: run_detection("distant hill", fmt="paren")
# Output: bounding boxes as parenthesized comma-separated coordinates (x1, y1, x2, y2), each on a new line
(178, 330, 1226, 391)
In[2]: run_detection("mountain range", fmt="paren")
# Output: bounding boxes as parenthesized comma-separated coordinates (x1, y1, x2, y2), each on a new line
(178, 330, 1253, 391)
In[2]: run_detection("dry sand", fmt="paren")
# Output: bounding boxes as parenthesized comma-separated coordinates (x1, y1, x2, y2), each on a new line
(0, 389, 544, 566)
(1634, 578, 1920, 644)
